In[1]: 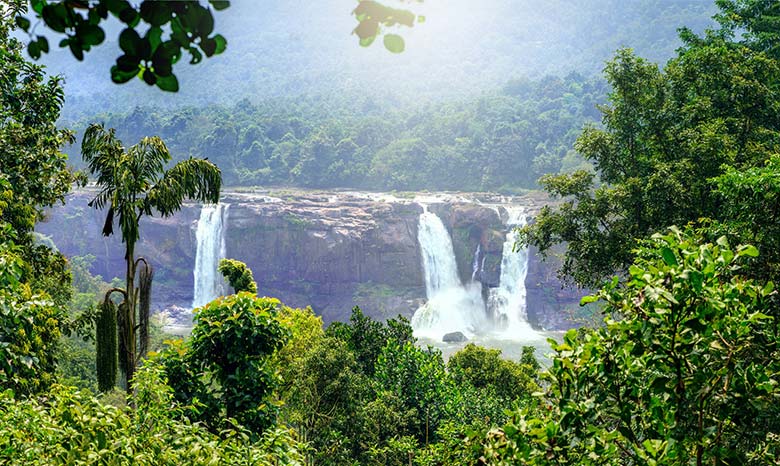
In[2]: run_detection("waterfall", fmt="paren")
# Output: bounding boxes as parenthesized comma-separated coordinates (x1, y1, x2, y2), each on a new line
(192, 203, 230, 308)
(471, 244, 481, 281)
(487, 206, 536, 338)
(411, 206, 486, 340)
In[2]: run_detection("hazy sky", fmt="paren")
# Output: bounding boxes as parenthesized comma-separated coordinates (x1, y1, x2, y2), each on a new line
(34, 0, 716, 118)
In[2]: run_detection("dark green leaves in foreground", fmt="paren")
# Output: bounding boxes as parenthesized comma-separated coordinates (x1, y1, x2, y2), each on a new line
(484, 227, 780, 464)
(18, 1, 230, 92)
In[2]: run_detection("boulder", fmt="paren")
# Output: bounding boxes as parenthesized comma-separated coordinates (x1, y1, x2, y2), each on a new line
(442, 331, 468, 343)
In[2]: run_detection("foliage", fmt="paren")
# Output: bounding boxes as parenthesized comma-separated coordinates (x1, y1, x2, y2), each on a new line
(375, 341, 457, 445)
(281, 336, 371, 465)
(0, 364, 303, 465)
(714, 154, 780, 285)
(161, 293, 289, 435)
(218, 258, 258, 294)
(326, 306, 415, 377)
(522, 34, 780, 286)
(0, 11, 83, 306)
(275, 306, 540, 465)
(482, 227, 780, 465)
(66, 72, 606, 192)
(14, 0, 230, 91)
(448, 343, 539, 402)
(273, 305, 324, 386)
(12, 0, 427, 91)
(0, 278, 62, 396)
(712, 0, 780, 58)
(82, 123, 221, 392)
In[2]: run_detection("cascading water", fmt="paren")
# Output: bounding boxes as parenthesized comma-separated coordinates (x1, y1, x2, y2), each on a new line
(411, 206, 486, 340)
(471, 244, 481, 281)
(487, 206, 536, 339)
(192, 203, 230, 308)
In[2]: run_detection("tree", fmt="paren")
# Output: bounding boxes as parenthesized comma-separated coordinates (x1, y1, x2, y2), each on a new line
(0, 366, 304, 465)
(326, 306, 414, 377)
(448, 343, 539, 403)
(161, 293, 289, 435)
(82, 123, 221, 392)
(0, 9, 84, 396)
(0, 7, 83, 305)
(522, 36, 780, 287)
(482, 227, 780, 464)
(218, 258, 257, 294)
(711, 0, 780, 58)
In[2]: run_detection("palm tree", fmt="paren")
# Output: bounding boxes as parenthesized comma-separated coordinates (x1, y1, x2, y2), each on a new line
(83, 123, 221, 393)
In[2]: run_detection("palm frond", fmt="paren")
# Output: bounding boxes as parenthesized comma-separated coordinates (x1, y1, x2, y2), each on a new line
(82, 124, 124, 183)
(147, 158, 222, 217)
(127, 137, 169, 187)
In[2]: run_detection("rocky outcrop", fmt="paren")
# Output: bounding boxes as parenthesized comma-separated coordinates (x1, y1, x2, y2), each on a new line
(38, 189, 584, 329)
(525, 245, 591, 330)
(223, 192, 425, 322)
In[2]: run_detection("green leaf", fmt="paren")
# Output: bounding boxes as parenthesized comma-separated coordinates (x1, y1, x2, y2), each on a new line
(210, 1, 231, 11)
(119, 27, 141, 55)
(143, 69, 157, 86)
(359, 36, 375, 47)
(139, 2, 171, 27)
(690, 270, 703, 292)
(31, 0, 45, 14)
(15, 16, 31, 32)
(116, 54, 141, 73)
(69, 41, 84, 60)
(740, 245, 759, 258)
(383, 34, 405, 53)
(200, 37, 216, 57)
(660, 247, 677, 266)
(213, 34, 227, 55)
(79, 25, 106, 46)
(28, 41, 40, 59)
(580, 294, 599, 305)
(147, 26, 163, 50)
(36, 36, 49, 54)
(155, 74, 179, 92)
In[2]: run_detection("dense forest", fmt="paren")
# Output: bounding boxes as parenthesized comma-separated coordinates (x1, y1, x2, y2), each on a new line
(63, 74, 605, 192)
(3, 0, 780, 464)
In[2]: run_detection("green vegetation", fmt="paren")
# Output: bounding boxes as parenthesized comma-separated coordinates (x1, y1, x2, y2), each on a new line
(4, 0, 780, 464)
(0, 12, 81, 397)
(0, 369, 303, 465)
(82, 123, 221, 392)
(482, 228, 780, 464)
(522, 1, 780, 287)
(218, 258, 258, 294)
(66, 72, 606, 192)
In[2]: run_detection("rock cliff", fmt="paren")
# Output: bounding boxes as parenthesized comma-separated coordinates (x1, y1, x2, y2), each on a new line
(38, 189, 585, 329)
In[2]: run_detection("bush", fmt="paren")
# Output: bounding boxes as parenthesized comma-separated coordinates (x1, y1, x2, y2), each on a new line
(0, 363, 303, 465)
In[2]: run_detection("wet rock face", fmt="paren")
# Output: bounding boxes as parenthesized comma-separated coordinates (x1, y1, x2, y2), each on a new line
(224, 193, 426, 322)
(38, 190, 585, 328)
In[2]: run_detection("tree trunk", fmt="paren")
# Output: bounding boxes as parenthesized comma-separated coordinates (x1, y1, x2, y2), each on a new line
(124, 243, 137, 394)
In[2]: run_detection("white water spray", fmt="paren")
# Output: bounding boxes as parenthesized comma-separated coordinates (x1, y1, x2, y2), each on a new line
(411, 206, 486, 340)
(192, 203, 230, 308)
(487, 207, 536, 339)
